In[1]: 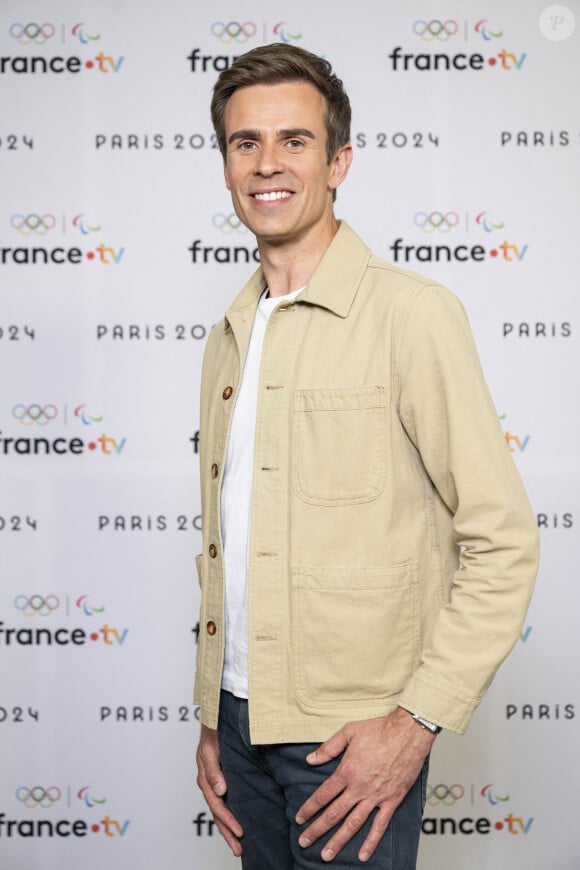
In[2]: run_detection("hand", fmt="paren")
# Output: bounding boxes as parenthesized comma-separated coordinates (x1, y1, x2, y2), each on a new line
(196, 724, 244, 857)
(295, 707, 436, 863)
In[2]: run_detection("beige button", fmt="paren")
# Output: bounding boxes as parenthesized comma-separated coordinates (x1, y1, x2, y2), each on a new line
(208, 543, 217, 559)
(206, 621, 217, 636)
(211, 463, 219, 479)
(222, 386, 233, 400)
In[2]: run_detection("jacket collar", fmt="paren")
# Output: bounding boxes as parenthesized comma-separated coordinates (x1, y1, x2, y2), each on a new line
(224, 221, 371, 331)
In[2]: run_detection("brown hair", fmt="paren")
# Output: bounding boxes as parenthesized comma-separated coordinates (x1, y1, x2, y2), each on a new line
(211, 43, 351, 164)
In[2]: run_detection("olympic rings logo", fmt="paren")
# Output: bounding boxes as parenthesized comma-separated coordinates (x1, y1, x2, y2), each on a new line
(413, 211, 459, 234)
(16, 786, 62, 808)
(12, 404, 58, 426)
(211, 21, 257, 44)
(11, 214, 56, 236)
(14, 595, 60, 617)
(413, 19, 458, 41)
(426, 784, 465, 806)
(212, 213, 247, 234)
(9, 22, 56, 45)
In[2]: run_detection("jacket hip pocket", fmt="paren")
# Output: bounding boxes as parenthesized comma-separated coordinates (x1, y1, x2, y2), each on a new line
(291, 562, 419, 708)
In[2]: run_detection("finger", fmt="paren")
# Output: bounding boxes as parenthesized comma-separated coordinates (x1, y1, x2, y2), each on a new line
(357, 803, 395, 863)
(305, 728, 348, 766)
(214, 817, 244, 857)
(296, 772, 346, 825)
(315, 801, 375, 863)
(197, 768, 244, 837)
(298, 791, 358, 846)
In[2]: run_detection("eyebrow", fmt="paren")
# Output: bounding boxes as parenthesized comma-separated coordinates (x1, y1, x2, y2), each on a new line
(227, 127, 316, 145)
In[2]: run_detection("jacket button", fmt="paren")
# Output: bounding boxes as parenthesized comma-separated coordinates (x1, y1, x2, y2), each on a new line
(222, 386, 233, 400)
(206, 621, 217, 636)
(208, 543, 217, 559)
(211, 463, 219, 479)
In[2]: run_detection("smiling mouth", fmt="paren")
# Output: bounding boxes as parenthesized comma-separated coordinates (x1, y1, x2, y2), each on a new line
(252, 191, 293, 202)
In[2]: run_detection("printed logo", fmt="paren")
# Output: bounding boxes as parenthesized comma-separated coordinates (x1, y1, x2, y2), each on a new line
(389, 19, 526, 72)
(97, 514, 201, 532)
(2, 213, 124, 266)
(188, 20, 301, 73)
(0, 594, 128, 647)
(211, 21, 257, 44)
(189, 215, 258, 264)
(412, 20, 459, 42)
(2, 402, 126, 456)
(506, 703, 575, 721)
(537, 512, 573, 529)
(96, 323, 208, 341)
(9, 23, 56, 45)
(1, 783, 129, 839)
(422, 781, 533, 836)
(501, 130, 573, 148)
(213, 213, 247, 235)
(10, 213, 57, 235)
(499, 413, 530, 453)
(272, 21, 302, 43)
(390, 210, 528, 264)
(192, 810, 216, 836)
(71, 23, 101, 45)
(2, 23, 123, 75)
(100, 705, 200, 723)
(502, 321, 571, 338)
(426, 784, 464, 807)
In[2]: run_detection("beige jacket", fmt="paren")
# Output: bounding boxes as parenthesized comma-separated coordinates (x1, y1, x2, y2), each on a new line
(193, 221, 538, 743)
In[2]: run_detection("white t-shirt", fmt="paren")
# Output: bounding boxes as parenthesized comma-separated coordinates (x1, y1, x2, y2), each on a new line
(220, 287, 302, 698)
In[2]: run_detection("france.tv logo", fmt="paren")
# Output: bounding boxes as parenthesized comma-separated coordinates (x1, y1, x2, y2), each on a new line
(7, 22, 123, 73)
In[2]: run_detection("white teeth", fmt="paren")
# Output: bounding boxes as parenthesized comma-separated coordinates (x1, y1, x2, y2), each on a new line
(253, 191, 292, 201)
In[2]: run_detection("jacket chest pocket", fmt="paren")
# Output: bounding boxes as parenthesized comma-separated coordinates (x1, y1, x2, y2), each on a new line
(292, 386, 386, 506)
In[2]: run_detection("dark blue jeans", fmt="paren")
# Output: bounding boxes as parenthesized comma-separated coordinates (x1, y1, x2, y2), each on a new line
(218, 691, 428, 869)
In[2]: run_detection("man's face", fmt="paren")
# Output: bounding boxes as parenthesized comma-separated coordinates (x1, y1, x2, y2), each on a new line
(223, 80, 350, 247)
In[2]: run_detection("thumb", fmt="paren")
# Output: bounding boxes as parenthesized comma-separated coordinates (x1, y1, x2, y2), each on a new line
(200, 753, 227, 796)
(306, 727, 348, 765)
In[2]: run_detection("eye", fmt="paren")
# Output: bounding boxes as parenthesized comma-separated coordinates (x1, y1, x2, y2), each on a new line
(238, 140, 257, 152)
(285, 138, 305, 151)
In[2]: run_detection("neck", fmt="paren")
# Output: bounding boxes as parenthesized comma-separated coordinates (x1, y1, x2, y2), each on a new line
(257, 216, 339, 298)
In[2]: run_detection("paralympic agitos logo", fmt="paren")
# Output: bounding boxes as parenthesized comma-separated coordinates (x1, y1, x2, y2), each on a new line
(1, 402, 127, 457)
(389, 18, 527, 73)
(389, 209, 528, 265)
(1, 783, 129, 839)
(1, 212, 125, 267)
(1, 22, 124, 75)
(1, 593, 128, 648)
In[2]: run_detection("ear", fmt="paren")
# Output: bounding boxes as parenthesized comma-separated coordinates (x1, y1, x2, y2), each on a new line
(223, 161, 231, 191)
(328, 144, 353, 193)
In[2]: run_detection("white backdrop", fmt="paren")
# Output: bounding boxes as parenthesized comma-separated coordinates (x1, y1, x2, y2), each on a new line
(1, 1, 579, 868)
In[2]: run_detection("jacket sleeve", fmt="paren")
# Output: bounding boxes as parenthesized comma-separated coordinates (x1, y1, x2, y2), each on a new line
(397, 283, 539, 733)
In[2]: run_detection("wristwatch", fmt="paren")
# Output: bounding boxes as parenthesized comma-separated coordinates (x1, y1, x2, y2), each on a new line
(406, 710, 442, 734)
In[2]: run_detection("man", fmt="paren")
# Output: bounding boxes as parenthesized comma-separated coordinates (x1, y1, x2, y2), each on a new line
(194, 43, 538, 869)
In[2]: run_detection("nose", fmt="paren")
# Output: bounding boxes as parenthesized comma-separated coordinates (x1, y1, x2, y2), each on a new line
(255, 140, 283, 177)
